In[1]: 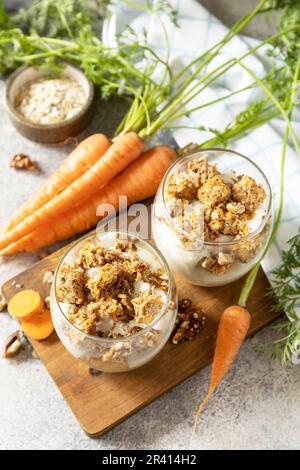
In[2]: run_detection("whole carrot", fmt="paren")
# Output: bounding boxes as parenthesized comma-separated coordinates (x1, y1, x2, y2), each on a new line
(3, 134, 111, 232)
(191, 305, 251, 441)
(0, 132, 144, 251)
(0, 146, 177, 254)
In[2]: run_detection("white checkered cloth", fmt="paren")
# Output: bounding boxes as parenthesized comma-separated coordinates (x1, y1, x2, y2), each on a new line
(103, 1, 300, 325)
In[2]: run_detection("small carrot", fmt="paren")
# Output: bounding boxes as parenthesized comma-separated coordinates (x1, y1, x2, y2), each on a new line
(4, 134, 111, 232)
(0, 146, 177, 254)
(0, 132, 144, 251)
(191, 305, 251, 440)
(21, 308, 54, 340)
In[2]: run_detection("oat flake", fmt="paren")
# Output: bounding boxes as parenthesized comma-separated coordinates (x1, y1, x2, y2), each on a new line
(15, 77, 86, 125)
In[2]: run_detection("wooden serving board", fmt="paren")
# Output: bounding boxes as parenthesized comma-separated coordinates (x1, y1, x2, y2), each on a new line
(2, 236, 280, 437)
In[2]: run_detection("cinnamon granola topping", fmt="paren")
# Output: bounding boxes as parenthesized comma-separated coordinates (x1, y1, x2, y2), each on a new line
(56, 241, 168, 339)
(165, 158, 267, 274)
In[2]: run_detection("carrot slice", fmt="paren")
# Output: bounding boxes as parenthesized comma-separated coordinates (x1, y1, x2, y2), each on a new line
(8, 289, 44, 321)
(21, 308, 54, 340)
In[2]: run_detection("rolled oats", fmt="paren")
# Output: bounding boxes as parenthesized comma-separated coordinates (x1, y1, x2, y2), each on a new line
(15, 77, 86, 125)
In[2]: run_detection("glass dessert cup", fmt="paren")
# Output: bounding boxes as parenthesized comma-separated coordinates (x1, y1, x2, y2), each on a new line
(51, 231, 178, 373)
(152, 149, 273, 287)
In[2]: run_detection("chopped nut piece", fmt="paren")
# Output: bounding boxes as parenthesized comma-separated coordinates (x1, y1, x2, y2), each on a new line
(45, 296, 51, 309)
(0, 294, 6, 312)
(201, 256, 217, 270)
(10, 153, 38, 171)
(43, 271, 54, 285)
(172, 299, 206, 344)
(202, 254, 233, 274)
(178, 298, 192, 311)
(218, 252, 234, 266)
(2, 331, 22, 358)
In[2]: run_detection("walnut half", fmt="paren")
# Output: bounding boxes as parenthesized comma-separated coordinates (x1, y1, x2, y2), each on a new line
(10, 153, 38, 171)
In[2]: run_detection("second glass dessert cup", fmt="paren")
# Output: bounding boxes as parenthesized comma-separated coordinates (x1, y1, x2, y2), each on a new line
(152, 149, 273, 287)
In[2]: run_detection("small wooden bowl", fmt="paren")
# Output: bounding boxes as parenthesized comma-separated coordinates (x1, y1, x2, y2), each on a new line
(5, 63, 95, 144)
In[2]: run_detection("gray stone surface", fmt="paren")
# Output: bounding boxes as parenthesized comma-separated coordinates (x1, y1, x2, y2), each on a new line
(0, 0, 300, 451)
(200, 0, 278, 39)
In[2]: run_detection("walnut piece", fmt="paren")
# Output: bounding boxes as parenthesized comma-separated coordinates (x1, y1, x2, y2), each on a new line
(171, 299, 206, 344)
(10, 153, 38, 171)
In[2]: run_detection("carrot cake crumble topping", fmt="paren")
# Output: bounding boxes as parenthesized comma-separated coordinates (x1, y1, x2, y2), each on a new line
(165, 158, 268, 274)
(56, 240, 168, 339)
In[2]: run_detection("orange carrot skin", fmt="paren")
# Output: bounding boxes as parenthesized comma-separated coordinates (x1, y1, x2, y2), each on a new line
(211, 305, 251, 389)
(191, 305, 251, 441)
(0, 132, 144, 251)
(0, 146, 177, 254)
(4, 134, 111, 232)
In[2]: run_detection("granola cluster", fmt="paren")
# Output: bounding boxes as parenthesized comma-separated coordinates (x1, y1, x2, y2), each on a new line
(56, 240, 168, 339)
(165, 158, 267, 274)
